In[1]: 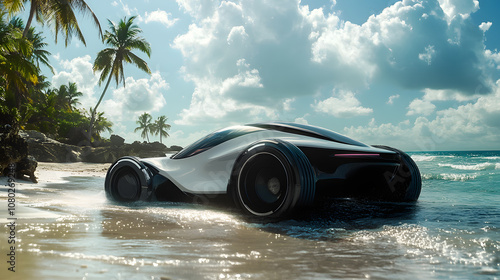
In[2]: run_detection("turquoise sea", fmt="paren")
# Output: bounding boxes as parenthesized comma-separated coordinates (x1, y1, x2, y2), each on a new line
(406, 151, 500, 278)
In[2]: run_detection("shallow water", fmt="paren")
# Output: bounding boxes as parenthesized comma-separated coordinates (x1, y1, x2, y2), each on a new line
(1, 152, 499, 279)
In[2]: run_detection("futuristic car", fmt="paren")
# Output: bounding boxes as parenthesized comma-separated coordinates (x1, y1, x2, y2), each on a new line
(104, 122, 421, 218)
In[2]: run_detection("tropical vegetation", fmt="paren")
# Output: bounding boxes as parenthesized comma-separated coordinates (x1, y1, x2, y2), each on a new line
(135, 112, 171, 144)
(135, 112, 153, 143)
(0, 2, 157, 146)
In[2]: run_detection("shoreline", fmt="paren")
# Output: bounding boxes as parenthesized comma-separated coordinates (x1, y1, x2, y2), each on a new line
(34, 162, 111, 175)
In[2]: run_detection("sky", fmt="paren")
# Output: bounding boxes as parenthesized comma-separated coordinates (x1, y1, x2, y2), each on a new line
(26, 0, 500, 151)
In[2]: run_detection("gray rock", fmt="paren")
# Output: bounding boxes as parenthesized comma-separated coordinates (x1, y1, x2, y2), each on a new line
(110, 134, 125, 146)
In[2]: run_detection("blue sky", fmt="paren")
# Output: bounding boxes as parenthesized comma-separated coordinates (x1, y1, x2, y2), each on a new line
(29, 0, 500, 151)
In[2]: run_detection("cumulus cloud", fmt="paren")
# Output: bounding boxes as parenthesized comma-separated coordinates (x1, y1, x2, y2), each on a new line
(346, 82, 500, 151)
(438, 0, 479, 22)
(175, 0, 220, 20)
(144, 9, 179, 28)
(407, 98, 436, 116)
(479, 21, 492, 32)
(172, 0, 497, 126)
(419, 45, 436, 65)
(314, 90, 373, 118)
(387, 94, 400, 104)
(101, 72, 168, 122)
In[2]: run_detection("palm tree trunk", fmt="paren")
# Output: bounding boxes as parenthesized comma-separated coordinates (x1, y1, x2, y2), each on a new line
(23, 2, 37, 38)
(88, 70, 114, 143)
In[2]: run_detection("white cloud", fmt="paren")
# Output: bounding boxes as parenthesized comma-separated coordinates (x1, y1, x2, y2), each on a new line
(422, 88, 479, 102)
(485, 49, 500, 70)
(314, 90, 373, 118)
(144, 9, 179, 28)
(479, 21, 492, 32)
(407, 99, 436, 116)
(387, 94, 400, 104)
(294, 116, 309, 125)
(419, 45, 436, 65)
(115, 0, 138, 16)
(175, 0, 219, 20)
(346, 81, 500, 151)
(101, 72, 168, 122)
(438, 0, 479, 22)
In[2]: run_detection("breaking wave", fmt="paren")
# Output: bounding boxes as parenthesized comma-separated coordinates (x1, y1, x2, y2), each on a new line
(422, 173, 478, 181)
(438, 162, 498, 171)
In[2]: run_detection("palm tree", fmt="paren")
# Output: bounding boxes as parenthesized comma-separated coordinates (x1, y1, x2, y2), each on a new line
(153, 115, 170, 144)
(9, 16, 53, 73)
(2, 0, 102, 46)
(134, 112, 153, 142)
(92, 110, 113, 136)
(86, 107, 112, 141)
(90, 15, 151, 142)
(55, 82, 82, 111)
(0, 12, 38, 108)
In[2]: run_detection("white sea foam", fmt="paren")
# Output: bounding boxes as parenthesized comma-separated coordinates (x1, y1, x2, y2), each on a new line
(411, 155, 436, 162)
(438, 162, 496, 171)
(411, 154, 457, 162)
(422, 173, 477, 181)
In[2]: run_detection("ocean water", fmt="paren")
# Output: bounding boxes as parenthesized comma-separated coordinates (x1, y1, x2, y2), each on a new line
(1, 151, 499, 279)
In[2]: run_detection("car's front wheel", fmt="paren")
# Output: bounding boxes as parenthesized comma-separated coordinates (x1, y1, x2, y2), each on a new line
(231, 140, 315, 218)
(105, 157, 152, 202)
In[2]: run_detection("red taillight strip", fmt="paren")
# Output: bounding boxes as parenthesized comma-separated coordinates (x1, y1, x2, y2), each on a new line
(333, 153, 380, 157)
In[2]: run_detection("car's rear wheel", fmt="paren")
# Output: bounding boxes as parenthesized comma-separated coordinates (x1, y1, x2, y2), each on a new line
(105, 157, 151, 202)
(231, 140, 315, 218)
(372, 145, 422, 201)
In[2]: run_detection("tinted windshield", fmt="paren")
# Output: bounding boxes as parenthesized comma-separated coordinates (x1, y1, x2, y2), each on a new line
(172, 126, 263, 159)
(250, 122, 368, 147)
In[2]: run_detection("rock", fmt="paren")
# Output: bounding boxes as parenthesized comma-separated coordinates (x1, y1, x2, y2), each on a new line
(26, 139, 82, 162)
(1, 123, 29, 176)
(19, 130, 48, 142)
(65, 127, 90, 146)
(16, 155, 38, 183)
(168, 145, 183, 152)
(17, 130, 177, 164)
(149, 141, 167, 150)
(110, 134, 125, 146)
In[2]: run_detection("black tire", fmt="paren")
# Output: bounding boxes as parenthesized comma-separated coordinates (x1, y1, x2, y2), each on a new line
(104, 156, 152, 202)
(230, 140, 315, 218)
(372, 145, 422, 201)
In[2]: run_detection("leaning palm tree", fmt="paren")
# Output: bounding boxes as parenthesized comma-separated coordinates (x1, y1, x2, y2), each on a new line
(2, 0, 102, 46)
(153, 115, 170, 144)
(89, 15, 151, 142)
(134, 112, 153, 143)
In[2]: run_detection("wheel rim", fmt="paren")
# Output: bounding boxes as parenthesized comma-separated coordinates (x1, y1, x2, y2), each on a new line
(238, 152, 289, 216)
(113, 166, 141, 201)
